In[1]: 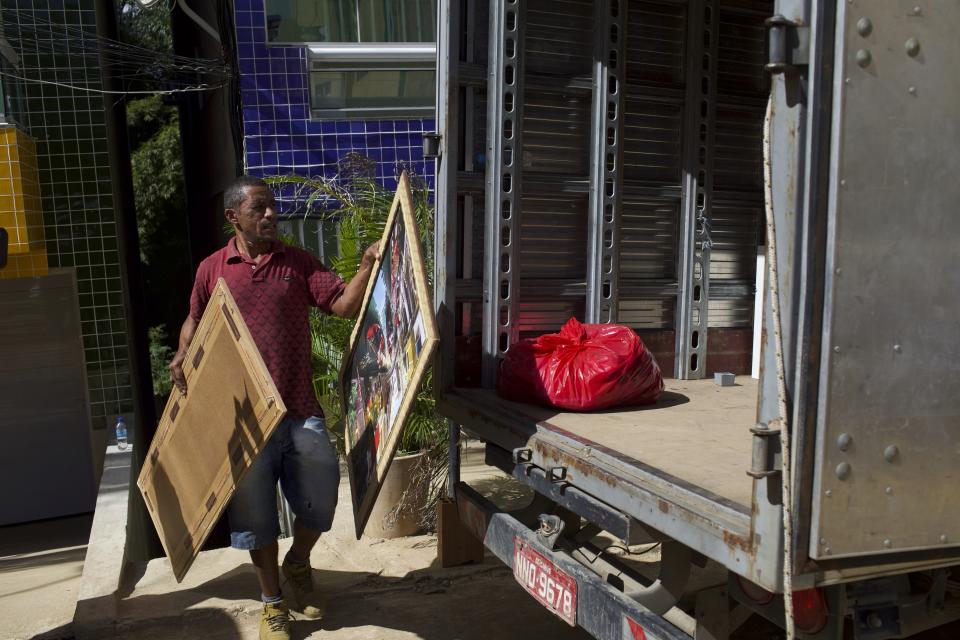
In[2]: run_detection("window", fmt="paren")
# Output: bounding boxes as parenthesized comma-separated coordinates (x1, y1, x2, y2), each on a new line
(264, 0, 436, 119)
(265, 0, 435, 45)
(277, 217, 340, 264)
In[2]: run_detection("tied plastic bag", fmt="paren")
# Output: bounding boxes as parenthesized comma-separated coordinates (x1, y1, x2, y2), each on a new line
(497, 318, 664, 411)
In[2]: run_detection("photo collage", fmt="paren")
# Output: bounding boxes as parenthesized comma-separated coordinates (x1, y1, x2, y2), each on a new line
(343, 210, 429, 510)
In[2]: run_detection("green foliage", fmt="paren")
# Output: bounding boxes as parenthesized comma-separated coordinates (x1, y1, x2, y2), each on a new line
(117, 0, 174, 54)
(148, 325, 174, 397)
(129, 98, 184, 264)
(115, 0, 191, 407)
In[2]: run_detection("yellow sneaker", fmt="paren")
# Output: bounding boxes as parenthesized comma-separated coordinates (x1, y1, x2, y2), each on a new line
(259, 601, 290, 640)
(281, 556, 325, 619)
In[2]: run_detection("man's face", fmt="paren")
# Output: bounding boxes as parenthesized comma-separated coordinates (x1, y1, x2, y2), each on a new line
(229, 185, 278, 246)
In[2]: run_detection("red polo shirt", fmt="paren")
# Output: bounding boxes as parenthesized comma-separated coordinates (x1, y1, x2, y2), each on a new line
(189, 238, 345, 419)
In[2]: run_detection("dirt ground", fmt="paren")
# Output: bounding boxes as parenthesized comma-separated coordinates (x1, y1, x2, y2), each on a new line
(5, 450, 960, 640)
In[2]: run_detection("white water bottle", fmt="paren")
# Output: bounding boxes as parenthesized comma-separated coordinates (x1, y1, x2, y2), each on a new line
(115, 416, 128, 450)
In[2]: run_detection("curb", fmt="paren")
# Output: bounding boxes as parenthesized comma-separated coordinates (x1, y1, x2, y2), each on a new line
(73, 446, 132, 639)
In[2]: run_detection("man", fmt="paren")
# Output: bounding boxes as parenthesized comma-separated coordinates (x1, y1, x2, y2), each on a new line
(170, 175, 379, 640)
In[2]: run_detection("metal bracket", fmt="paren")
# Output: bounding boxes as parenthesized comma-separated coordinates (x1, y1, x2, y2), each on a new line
(765, 14, 810, 75)
(537, 513, 566, 549)
(512, 447, 532, 464)
(422, 133, 441, 159)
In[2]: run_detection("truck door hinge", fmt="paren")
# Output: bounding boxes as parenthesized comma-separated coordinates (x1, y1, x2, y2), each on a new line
(747, 421, 783, 479)
(765, 15, 810, 75)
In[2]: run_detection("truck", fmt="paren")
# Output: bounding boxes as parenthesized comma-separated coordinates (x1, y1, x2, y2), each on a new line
(428, 1, 960, 638)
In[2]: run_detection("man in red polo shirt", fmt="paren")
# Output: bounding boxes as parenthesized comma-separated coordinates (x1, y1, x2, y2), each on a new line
(169, 175, 379, 640)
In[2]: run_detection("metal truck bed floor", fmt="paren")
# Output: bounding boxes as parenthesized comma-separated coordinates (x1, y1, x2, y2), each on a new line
(444, 379, 758, 509)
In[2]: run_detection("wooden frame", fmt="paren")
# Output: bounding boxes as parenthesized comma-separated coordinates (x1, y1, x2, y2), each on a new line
(341, 171, 440, 538)
(137, 279, 287, 581)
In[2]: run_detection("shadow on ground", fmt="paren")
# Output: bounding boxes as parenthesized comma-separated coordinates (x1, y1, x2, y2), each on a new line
(112, 560, 589, 640)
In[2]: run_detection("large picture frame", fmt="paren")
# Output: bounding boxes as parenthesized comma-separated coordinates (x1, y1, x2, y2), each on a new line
(341, 171, 439, 538)
(138, 279, 287, 581)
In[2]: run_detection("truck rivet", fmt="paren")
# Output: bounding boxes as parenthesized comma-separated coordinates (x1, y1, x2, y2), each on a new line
(868, 612, 884, 628)
(856, 49, 872, 67)
(836, 462, 852, 480)
(886, 486, 893, 495)
(913, 6, 922, 16)
(883, 538, 892, 548)
(884, 444, 899, 462)
(834, 346, 841, 353)
(908, 86, 917, 95)
(844, 77, 851, 85)
(905, 38, 920, 57)
(824, 547, 832, 554)
(856, 18, 872, 36)
(840, 179, 847, 186)
(837, 433, 852, 451)
(941, 535, 948, 543)
(825, 489, 833, 497)
(836, 268, 843, 275)
(820, 538, 826, 545)
(894, 344, 902, 352)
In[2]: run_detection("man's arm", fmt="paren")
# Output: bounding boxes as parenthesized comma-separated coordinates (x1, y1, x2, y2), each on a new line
(169, 315, 198, 395)
(330, 242, 381, 319)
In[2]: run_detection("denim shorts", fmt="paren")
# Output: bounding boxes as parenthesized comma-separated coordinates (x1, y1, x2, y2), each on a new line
(227, 415, 340, 550)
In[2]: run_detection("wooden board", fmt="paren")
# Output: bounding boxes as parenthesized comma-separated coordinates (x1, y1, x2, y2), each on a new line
(341, 172, 440, 538)
(137, 279, 287, 581)
(450, 379, 758, 508)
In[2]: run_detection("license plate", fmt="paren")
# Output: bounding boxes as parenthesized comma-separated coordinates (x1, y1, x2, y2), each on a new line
(513, 537, 577, 626)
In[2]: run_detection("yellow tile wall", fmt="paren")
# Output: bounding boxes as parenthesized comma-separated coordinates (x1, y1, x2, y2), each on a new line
(0, 126, 47, 279)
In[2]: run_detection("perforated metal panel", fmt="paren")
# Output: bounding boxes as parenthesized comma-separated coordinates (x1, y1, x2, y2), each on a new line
(521, 90, 591, 175)
(707, 3, 769, 331)
(510, 0, 594, 340)
(524, 0, 593, 76)
(519, 193, 588, 280)
(618, 2, 687, 333)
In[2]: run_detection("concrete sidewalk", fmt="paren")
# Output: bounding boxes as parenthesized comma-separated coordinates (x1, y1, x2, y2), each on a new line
(0, 513, 92, 640)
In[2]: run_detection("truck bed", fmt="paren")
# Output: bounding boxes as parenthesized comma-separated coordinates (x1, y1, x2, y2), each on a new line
(448, 379, 757, 508)
(439, 379, 759, 570)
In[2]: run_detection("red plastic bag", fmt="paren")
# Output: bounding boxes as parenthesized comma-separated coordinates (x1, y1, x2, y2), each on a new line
(497, 318, 664, 411)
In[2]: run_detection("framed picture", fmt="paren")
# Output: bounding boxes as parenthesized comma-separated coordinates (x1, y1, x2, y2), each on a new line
(341, 171, 439, 538)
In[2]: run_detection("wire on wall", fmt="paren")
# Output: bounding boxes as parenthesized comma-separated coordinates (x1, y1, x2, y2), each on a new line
(1, 6, 231, 97)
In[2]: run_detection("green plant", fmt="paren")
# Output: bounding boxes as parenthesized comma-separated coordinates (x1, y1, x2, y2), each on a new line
(267, 154, 447, 531)
(148, 324, 174, 398)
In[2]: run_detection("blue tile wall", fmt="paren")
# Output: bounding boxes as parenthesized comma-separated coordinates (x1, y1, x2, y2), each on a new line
(234, 0, 435, 216)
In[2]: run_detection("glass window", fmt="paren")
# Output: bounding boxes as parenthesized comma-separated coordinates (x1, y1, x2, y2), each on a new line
(265, 0, 435, 44)
(310, 66, 434, 116)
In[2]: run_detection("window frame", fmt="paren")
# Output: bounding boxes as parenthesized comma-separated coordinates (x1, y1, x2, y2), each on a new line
(262, 1, 437, 120)
(307, 44, 436, 120)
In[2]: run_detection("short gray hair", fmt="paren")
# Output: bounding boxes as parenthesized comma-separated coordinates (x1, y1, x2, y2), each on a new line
(224, 175, 270, 211)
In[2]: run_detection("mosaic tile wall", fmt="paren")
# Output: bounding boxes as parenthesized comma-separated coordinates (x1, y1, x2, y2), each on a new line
(0, 126, 48, 278)
(3, 2, 133, 430)
(233, 0, 435, 216)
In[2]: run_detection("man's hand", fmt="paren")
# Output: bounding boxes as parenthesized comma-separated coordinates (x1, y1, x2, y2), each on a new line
(169, 316, 198, 396)
(169, 350, 188, 395)
(360, 241, 381, 270)
(331, 241, 383, 319)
